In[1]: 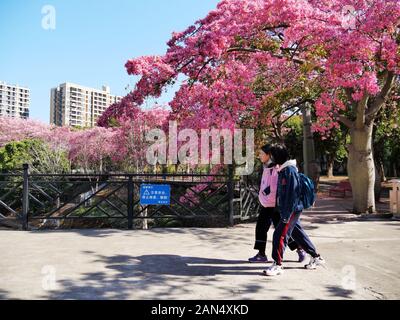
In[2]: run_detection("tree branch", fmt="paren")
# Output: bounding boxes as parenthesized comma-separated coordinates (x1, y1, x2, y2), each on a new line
(271, 98, 315, 118)
(271, 121, 282, 140)
(262, 24, 290, 31)
(226, 47, 265, 54)
(189, 58, 215, 88)
(226, 47, 307, 65)
(355, 92, 369, 129)
(365, 71, 396, 122)
(335, 114, 354, 129)
(280, 108, 301, 125)
(344, 88, 357, 111)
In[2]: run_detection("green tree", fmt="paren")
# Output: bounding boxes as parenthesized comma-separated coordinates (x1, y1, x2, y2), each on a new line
(283, 115, 304, 167)
(0, 139, 70, 173)
(373, 100, 400, 202)
(314, 126, 349, 178)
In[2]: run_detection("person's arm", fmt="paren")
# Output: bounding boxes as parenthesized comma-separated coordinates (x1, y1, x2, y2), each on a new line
(265, 168, 277, 203)
(279, 168, 299, 223)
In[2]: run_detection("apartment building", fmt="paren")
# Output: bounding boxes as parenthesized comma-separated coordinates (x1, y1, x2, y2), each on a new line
(50, 82, 122, 127)
(0, 81, 30, 119)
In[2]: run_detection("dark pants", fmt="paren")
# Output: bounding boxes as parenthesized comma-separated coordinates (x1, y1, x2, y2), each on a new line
(254, 206, 298, 253)
(272, 211, 318, 265)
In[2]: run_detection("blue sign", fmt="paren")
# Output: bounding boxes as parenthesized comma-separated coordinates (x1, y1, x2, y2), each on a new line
(140, 184, 171, 205)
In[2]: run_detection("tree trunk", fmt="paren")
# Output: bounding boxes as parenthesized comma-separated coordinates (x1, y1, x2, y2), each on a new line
(327, 156, 334, 178)
(347, 123, 376, 214)
(374, 163, 382, 203)
(142, 207, 148, 230)
(393, 163, 398, 178)
(379, 162, 386, 182)
(302, 103, 320, 185)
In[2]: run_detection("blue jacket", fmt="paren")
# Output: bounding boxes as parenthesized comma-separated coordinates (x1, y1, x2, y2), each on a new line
(277, 162, 303, 222)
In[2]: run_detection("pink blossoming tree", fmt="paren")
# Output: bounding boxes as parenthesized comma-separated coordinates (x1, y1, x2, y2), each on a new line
(100, 0, 400, 213)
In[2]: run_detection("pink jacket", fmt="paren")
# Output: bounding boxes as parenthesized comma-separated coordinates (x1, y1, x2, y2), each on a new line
(258, 164, 279, 208)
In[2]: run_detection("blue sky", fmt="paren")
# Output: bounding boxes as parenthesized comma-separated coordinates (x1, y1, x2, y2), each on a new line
(0, 0, 219, 123)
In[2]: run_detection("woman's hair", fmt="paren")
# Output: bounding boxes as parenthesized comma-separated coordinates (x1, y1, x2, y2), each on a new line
(260, 144, 272, 155)
(270, 144, 289, 165)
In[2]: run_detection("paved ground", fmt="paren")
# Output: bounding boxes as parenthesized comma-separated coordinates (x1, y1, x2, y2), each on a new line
(1, 197, 399, 300)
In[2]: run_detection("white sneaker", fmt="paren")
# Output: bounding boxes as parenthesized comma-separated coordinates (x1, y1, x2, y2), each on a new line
(263, 262, 284, 276)
(305, 256, 326, 270)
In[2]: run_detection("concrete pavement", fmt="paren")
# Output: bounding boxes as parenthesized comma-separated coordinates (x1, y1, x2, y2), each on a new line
(0, 204, 399, 300)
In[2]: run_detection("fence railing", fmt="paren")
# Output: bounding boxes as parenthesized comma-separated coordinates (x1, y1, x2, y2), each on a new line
(0, 164, 262, 230)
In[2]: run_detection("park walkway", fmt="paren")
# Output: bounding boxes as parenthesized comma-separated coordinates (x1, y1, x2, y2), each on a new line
(0, 197, 399, 300)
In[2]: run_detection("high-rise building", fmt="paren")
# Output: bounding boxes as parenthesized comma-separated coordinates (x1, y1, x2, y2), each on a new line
(50, 82, 122, 127)
(0, 81, 30, 119)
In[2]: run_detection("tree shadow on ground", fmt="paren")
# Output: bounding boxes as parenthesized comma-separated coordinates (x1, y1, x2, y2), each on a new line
(0, 289, 11, 300)
(0, 289, 9, 300)
(27, 229, 123, 238)
(382, 222, 400, 231)
(26, 228, 251, 246)
(279, 295, 295, 300)
(301, 211, 395, 227)
(150, 228, 251, 244)
(325, 285, 354, 299)
(43, 254, 271, 300)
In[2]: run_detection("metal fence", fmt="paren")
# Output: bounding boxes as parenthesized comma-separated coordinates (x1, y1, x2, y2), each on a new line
(0, 164, 259, 230)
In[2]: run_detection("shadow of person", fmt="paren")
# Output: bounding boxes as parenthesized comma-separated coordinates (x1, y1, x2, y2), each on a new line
(104, 254, 265, 277)
(42, 253, 269, 299)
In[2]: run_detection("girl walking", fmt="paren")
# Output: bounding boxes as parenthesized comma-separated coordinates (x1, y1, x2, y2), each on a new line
(263, 144, 325, 276)
(249, 144, 306, 263)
